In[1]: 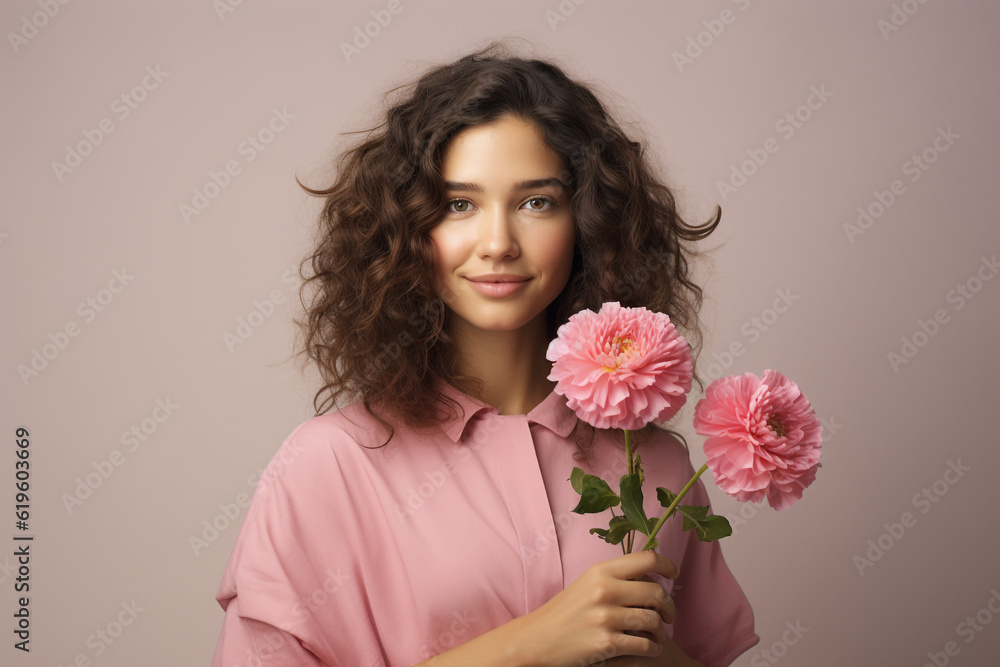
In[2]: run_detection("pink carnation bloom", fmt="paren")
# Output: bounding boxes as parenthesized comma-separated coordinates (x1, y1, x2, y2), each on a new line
(546, 302, 694, 431)
(693, 370, 822, 510)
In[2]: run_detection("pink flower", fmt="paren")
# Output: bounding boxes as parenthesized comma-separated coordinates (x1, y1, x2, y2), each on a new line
(546, 302, 694, 431)
(693, 370, 822, 510)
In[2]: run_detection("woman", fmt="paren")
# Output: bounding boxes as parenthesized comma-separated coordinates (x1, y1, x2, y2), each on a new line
(212, 41, 759, 667)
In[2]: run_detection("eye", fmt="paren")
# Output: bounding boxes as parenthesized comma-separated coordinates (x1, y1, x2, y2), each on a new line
(524, 196, 557, 212)
(444, 195, 558, 214)
(445, 198, 472, 213)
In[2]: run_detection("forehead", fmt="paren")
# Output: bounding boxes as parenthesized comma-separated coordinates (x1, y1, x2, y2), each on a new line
(441, 116, 567, 181)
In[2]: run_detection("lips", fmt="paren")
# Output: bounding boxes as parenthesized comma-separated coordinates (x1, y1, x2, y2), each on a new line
(466, 274, 531, 283)
(465, 277, 531, 297)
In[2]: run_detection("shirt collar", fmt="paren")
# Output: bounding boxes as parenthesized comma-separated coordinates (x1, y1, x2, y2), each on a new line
(435, 378, 580, 443)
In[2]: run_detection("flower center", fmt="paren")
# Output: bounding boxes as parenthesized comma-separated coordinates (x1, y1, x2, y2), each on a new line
(767, 416, 785, 437)
(612, 335, 633, 356)
(600, 335, 635, 372)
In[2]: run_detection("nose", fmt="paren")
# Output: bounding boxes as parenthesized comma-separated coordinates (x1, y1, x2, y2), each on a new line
(477, 205, 519, 260)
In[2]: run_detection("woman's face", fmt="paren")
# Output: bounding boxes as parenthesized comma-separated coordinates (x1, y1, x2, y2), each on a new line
(429, 114, 575, 337)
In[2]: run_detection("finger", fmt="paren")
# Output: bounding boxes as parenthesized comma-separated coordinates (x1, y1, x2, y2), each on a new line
(618, 605, 664, 638)
(634, 583, 675, 625)
(619, 580, 669, 613)
(610, 615, 666, 660)
(587, 626, 661, 663)
(649, 551, 680, 580)
(652, 617, 672, 646)
(608, 550, 680, 581)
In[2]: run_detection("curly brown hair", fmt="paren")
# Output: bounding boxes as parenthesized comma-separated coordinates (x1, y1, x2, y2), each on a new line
(291, 39, 721, 461)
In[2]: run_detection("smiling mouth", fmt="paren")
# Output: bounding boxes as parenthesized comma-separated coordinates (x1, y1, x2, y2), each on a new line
(465, 278, 532, 283)
(463, 278, 532, 296)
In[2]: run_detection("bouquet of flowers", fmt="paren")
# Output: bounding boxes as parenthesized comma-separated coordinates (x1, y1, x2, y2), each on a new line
(546, 302, 823, 554)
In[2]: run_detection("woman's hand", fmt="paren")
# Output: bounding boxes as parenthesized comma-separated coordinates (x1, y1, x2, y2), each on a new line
(590, 648, 703, 667)
(586, 627, 703, 667)
(513, 550, 679, 667)
(585, 573, 699, 667)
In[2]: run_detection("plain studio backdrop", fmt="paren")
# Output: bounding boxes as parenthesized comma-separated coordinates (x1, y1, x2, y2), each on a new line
(2, 1, 998, 666)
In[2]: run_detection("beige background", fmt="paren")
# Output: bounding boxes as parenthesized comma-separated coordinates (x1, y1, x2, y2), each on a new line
(3, 1, 999, 665)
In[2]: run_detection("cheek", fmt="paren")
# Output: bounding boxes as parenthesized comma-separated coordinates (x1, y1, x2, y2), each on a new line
(430, 223, 477, 272)
(428, 232, 449, 273)
(540, 224, 575, 275)
(428, 231, 461, 293)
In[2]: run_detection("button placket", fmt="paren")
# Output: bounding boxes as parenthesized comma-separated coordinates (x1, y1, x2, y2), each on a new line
(481, 415, 564, 614)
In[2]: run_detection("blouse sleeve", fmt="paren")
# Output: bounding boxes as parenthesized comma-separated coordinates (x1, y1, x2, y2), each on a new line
(212, 595, 329, 666)
(668, 466, 761, 667)
(211, 421, 387, 667)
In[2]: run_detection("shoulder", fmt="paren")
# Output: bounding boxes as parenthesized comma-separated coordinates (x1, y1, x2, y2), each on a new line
(271, 412, 359, 464)
(238, 412, 389, 554)
(271, 400, 400, 462)
(330, 399, 398, 445)
(630, 425, 701, 487)
(255, 399, 416, 492)
(251, 411, 365, 498)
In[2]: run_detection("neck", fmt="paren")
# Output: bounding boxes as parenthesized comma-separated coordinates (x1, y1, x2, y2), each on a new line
(448, 311, 556, 415)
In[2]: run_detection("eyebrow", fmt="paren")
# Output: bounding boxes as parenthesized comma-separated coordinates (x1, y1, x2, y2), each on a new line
(443, 177, 568, 193)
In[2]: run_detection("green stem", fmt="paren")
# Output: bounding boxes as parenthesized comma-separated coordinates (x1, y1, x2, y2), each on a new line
(624, 429, 633, 553)
(625, 429, 633, 475)
(641, 463, 709, 551)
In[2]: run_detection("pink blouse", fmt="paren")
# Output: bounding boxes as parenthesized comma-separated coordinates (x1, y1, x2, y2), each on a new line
(212, 379, 760, 666)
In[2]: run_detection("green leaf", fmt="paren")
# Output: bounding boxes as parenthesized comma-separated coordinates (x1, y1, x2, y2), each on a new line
(589, 516, 642, 546)
(571, 474, 620, 514)
(676, 505, 733, 542)
(676, 504, 709, 524)
(656, 487, 678, 509)
(570, 467, 586, 495)
(643, 536, 658, 551)
(635, 453, 645, 487)
(619, 472, 650, 535)
(607, 516, 639, 545)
